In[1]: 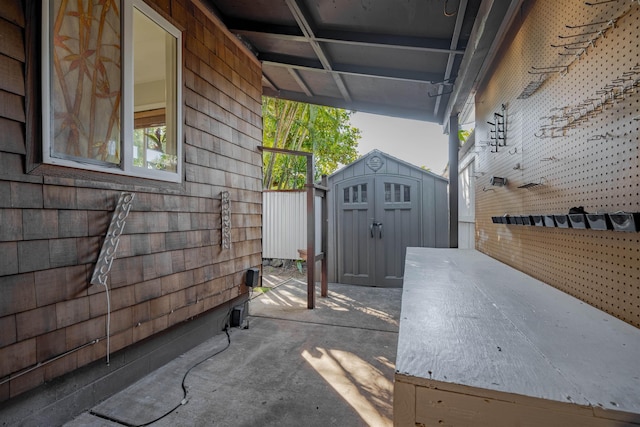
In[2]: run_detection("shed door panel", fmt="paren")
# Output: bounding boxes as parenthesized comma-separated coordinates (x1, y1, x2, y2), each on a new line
(338, 175, 420, 287)
(338, 178, 374, 285)
(375, 178, 420, 287)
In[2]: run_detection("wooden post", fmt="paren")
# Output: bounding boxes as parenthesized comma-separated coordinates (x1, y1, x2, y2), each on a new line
(320, 175, 328, 297)
(306, 154, 315, 309)
(257, 145, 319, 309)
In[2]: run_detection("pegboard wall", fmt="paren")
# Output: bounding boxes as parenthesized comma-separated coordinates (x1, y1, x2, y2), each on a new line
(474, 0, 640, 327)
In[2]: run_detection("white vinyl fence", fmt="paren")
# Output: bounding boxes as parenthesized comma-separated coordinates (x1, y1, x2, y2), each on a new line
(262, 190, 322, 260)
(262, 191, 306, 260)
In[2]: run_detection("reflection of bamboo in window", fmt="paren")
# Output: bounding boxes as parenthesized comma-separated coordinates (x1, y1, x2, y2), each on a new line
(89, 1, 119, 161)
(71, 0, 90, 156)
(52, 0, 79, 155)
(53, 0, 119, 159)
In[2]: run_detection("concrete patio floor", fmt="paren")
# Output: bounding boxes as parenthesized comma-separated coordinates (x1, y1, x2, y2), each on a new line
(65, 276, 402, 426)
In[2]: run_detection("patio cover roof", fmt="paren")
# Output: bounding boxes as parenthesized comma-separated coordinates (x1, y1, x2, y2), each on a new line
(204, 0, 520, 125)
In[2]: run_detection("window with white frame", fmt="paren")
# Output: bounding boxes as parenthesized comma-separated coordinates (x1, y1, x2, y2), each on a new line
(42, 0, 182, 182)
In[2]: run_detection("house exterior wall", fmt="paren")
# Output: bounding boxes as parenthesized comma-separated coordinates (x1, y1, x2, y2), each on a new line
(0, 0, 263, 401)
(474, 0, 639, 327)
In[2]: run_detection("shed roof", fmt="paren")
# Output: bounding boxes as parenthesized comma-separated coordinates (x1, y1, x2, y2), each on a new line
(329, 149, 449, 183)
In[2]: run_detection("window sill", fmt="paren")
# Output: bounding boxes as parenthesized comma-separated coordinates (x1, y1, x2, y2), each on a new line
(28, 163, 185, 194)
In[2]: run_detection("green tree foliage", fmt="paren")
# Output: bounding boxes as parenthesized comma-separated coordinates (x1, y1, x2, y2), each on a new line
(262, 97, 360, 189)
(458, 129, 472, 145)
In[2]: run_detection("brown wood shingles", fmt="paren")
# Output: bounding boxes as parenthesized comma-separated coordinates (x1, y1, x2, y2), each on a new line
(0, 0, 262, 400)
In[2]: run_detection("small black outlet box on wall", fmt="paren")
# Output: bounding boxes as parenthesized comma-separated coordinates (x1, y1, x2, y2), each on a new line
(231, 305, 245, 327)
(245, 268, 259, 287)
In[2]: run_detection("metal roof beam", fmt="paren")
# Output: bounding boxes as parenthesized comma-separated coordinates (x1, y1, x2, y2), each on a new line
(443, 0, 523, 128)
(262, 53, 443, 83)
(264, 88, 437, 122)
(228, 20, 464, 54)
(288, 68, 313, 96)
(225, 18, 304, 39)
(284, 0, 351, 102)
(434, 0, 469, 118)
(262, 73, 279, 91)
(315, 29, 465, 54)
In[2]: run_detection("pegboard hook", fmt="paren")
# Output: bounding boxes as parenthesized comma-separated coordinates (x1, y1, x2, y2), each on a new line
(558, 30, 599, 39)
(585, 0, 620, 6)
(534, 130, 548, 139)
(587, 132, 613, 142)
(566, 19, 616, 29)
(551, 40, 592, 48)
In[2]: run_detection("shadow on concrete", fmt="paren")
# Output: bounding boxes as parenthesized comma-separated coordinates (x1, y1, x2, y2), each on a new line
(66, 280, 401, 427)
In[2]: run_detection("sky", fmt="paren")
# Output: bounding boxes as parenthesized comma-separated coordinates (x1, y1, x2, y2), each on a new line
(349, 112, 451, 176)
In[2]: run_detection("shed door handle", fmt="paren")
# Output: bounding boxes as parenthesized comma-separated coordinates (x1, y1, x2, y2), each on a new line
(370, 222, 383, 238)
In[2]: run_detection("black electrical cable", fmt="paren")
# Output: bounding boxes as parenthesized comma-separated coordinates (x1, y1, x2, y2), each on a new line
(90, 310, 234, 427)
(132, 327, 231, 427)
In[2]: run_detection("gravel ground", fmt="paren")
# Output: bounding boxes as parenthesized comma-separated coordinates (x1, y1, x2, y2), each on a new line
(262, 259, 307, 283)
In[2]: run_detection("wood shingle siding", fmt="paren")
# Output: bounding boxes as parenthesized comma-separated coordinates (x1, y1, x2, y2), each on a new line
(0, 0, 262, 402)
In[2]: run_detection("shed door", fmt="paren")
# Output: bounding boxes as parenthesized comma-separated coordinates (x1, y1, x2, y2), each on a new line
(338, 176, 420, 287)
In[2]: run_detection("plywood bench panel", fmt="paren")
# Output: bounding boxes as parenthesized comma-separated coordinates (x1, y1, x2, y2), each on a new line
(394, 248, 640, 426)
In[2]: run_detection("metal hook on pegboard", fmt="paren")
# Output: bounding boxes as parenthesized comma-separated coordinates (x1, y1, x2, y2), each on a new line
(534, 130, 547, 139)
(584, 0, 620, 6)
(529, 65, 570, 75)
(551, 39, 595, 49)
(558, 30, 600, 39)
(558, 49, 587, 59)
(536, 63, 640, 138)
(566, 19, 616, 29)
(587, 132, 614, 141)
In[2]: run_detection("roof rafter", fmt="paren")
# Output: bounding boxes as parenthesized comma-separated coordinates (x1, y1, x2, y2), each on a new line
(262, 53, 444, 84)
(288, 68, 313, 96)
(284, 0, 352, 102)
(227, 19, 465, 55)
(263, 87, 438, 122)
(262, 73, 279, 91)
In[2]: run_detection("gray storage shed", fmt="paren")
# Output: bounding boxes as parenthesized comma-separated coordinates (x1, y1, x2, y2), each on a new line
(327, 150, 449, 287)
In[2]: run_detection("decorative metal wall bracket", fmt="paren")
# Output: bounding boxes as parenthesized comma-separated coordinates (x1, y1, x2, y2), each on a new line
(90, 192, 135, 286)
(89, 191, 135, 366)
(221, 191, 231, 249)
